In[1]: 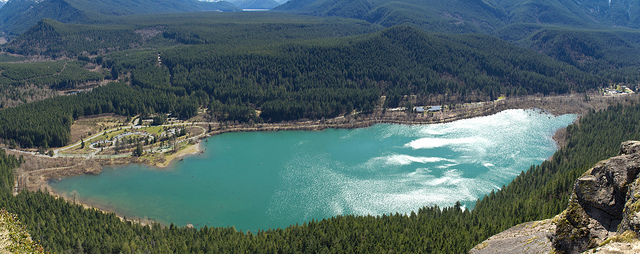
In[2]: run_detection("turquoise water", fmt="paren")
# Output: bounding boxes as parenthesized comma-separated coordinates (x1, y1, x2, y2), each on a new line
(50, 109, 577, 231)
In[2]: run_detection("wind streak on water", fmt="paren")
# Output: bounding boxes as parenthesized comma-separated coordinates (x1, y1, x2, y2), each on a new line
(268, 109, 576, 222)
(50, 109, 576, 231)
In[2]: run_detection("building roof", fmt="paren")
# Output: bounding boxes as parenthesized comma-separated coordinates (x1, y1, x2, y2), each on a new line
(428, 106, 442, 111)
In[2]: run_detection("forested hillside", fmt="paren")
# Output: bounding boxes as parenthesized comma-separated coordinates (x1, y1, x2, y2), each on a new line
(0, 96, 638, 253)
(0, 82, 198, 148)
(0, 0, 241, 36)
(515, 27, 640, 73)
(276, 0, 640, 31)
(2, 0, 639, 77)
(5, 19, 161, 57)
(0, 59, 107, 108)
(274, 0, 640, 75)
(275, 0, 508, 33)
(0, 60, 103, 89)
(495, 0, 640, 28)
(160, 25, 601, 121)
(0, 0, 639, 252)
(0, 25, 607, 148)
(3, 14, 381, 57)
(228, 0, 280, 9)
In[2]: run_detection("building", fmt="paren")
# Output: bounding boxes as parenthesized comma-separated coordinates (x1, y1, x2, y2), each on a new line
(428, 106, 442, 112)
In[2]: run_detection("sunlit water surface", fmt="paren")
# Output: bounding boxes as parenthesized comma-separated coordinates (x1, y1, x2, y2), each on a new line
(50, 109, 577, 231)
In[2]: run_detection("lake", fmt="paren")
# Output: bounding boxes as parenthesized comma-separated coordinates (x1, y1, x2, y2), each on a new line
(50, 109, 577, 231)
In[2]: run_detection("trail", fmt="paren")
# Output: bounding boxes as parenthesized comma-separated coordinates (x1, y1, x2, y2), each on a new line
(17, 61, 68, 82)
(56, 61, 67, 75)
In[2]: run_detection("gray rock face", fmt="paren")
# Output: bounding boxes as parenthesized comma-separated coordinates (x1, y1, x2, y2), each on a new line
(471, 141, 640, 254)
(574, 168, 624, 218)
(589, 241, 640, 253)
(620, 141, 640, 156)
(552, 141, 640, 254)
(469, 219, 555, 254)
(619, 161, 640, 232)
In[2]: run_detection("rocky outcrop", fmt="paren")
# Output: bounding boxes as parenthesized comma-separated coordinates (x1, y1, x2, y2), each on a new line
(0, 208, 44, 253)
(552, 141, 640, 253)
(584, 230, 640, 254)
(469, 219, 555, 254)
(470, 141, 640, 254)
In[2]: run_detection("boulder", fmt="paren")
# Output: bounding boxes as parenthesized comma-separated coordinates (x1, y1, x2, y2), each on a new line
(552, 141, 640, 253)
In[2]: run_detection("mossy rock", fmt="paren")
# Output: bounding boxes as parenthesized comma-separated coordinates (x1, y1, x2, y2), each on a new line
(552, 199, 593, 253)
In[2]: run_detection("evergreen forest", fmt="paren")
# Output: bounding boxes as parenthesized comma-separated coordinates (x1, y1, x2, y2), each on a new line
(1, 0, 640, 252)
(0, 24, 615, 148)
(0, 98, 638, 253)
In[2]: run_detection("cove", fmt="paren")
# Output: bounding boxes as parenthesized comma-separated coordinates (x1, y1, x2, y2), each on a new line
(50, 109, 577, 232)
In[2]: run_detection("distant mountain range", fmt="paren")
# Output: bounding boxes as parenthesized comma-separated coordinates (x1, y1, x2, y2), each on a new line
(228, 0, 280, 9)
(2, 0, 637, 37)
(272, 0, 640, 72)
(0, 0, 243, 36)
(0, 0, 638, 75)
(274, 0, 640, 33)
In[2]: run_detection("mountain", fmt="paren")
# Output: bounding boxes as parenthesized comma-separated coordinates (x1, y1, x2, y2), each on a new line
(0, 0, 92, 36)
(0, 24, 605, 145)
(274, 0, 640, 73)
(495, 0, 640, 28)
(275, 0, 508, 33)
(229, 0, 280, 9)
(561, 0, 640, 28)
(275, 0, 640, 31)
(4, 12, 381, 56)
(516, 27, 640, 71)
(0, 0, 241, 36)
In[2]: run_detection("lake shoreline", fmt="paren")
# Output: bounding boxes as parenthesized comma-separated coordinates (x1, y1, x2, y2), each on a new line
(11, 92, 637, 228)
(46, 109, 580, 230)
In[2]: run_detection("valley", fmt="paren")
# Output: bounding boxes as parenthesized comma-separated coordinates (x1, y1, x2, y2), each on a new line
(6, 91, 632, 230)
(0, 0, 639, 252)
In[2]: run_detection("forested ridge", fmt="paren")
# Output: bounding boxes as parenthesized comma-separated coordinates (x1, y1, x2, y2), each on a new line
(0, 6, 639, 252)
(5, 10, 640, 90)
(4, 15, 381, 57)
(5, 19, 146, 57)
(0, 0, 242, 37)
(0, 98, 638, 253)
(0, 60, 104, 89)
(0, 25, 609, 148)
(492, 24, 640, 77)
(161, 25, 602, 121)
(8, 10, 640, 79)
(275, 0, 640, 33)
(3, 0, 640, 81)
(274, 0, 640, 76)
(0, 58, 108, 109)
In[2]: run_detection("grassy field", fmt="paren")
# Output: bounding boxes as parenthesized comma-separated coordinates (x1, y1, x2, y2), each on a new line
(69, 114, 127, 144)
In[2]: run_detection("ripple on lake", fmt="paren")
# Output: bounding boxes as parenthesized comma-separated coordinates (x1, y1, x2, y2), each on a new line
(50, 109, 577, 231)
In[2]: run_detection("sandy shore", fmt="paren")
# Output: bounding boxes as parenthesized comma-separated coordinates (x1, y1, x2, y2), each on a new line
(153, 143, 203, 168)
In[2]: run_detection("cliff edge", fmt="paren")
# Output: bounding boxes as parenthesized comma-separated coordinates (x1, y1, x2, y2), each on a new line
(471, 141, 640, 254)
(0, 208, 43, 253)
